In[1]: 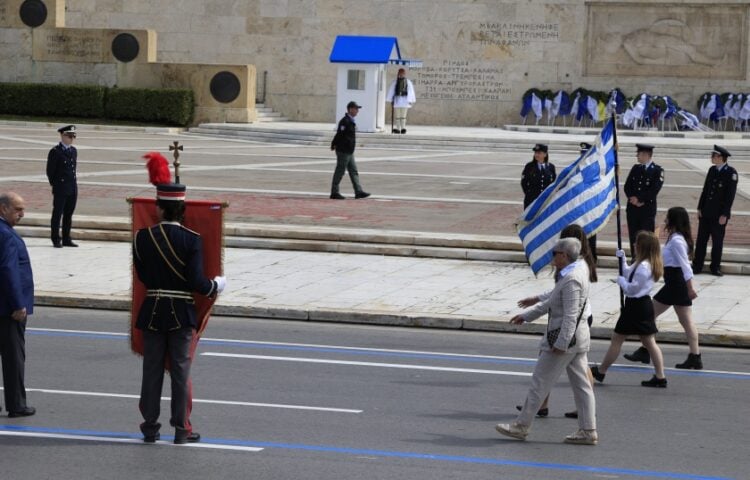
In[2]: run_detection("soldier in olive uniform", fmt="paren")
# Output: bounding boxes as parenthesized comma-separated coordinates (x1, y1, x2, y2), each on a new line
(330, 101, 370, 200)
(623, 144, 664, 258)
(46, 125, 79, 248)
(521, 144, 556, 209)
(692, 145, 738, 276)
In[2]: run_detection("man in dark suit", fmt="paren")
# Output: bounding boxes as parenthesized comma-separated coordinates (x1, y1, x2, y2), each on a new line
(330, 101, 370, 200)
(133, 182, 226, 444)
(521, 143, 556, 209)
(692, 145, 738, 276)
(0, 192, 36, 418)
(46, 125, 79, 248)
(623, 144, 664, 258)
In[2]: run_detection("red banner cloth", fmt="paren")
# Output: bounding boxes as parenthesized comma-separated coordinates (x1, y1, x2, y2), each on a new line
(129, 198, 225, 355)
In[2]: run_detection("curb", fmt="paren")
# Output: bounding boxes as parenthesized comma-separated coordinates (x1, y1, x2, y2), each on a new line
(34, 293, 750, 349)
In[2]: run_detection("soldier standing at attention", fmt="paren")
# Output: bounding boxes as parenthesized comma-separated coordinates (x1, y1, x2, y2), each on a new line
(692, 145, 738, 276)
(330, 101, 370, 200)
(46, 125, 79, 248)
(133, 164, 226, 444)
(521, 144, 556, 209)
(623, 144, 664, 258)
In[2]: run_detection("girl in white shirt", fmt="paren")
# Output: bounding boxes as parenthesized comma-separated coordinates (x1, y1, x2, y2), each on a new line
(590, 231, 668, 387)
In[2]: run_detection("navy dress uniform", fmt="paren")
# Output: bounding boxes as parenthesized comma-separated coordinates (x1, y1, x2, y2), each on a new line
(133, 182, 224, 444)
(693, 145, 738, 276)
(521, 144, 556, 209)
(46, 125, 78, 248)
(623, 144, 664, 257)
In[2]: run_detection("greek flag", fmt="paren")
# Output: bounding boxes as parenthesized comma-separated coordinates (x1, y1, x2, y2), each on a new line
(517, 119, 618, 275)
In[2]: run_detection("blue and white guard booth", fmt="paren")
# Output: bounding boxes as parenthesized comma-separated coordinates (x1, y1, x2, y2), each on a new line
(329, 35, 421, 132)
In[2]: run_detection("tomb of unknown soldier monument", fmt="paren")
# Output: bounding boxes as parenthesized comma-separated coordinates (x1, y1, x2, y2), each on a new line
(0, 0, 747, 126)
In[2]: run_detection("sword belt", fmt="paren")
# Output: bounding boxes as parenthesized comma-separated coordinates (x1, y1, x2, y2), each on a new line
(146, 289, 194, 302)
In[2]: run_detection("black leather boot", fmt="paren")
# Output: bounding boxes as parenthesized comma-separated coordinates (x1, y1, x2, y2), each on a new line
(623, 346, 651, 364)
(675, 353, 703, 370)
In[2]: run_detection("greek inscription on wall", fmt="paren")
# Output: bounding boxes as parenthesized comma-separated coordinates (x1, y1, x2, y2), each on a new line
(586, 3, 747, 79)
(414, 60, 512, 101)
(0, 3, 7, 26)
(33, 29, 105, 63)
(471, 22, 560, 48)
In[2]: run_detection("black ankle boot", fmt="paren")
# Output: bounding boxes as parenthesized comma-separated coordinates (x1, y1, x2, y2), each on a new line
(675, 353, 703, 370)
(641, 375, 668, 388)
(590, 365, 606, 383)
(624, 346, 651, 364)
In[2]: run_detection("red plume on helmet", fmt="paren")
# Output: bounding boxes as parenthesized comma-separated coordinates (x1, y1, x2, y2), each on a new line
(143, 152, 171, 185)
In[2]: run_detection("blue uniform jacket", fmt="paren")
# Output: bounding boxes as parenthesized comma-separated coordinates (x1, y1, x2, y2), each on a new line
(623, 162, 664, 216)
(133, 223, 216, 332)
(46, 143, 78, 196)
(0, 218, 34, 316)
(698, 164, 738, 219)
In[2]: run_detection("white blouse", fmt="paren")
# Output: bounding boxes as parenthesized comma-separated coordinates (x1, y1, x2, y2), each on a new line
(617, 260, 654, 298)
(662, 233, 693, 281)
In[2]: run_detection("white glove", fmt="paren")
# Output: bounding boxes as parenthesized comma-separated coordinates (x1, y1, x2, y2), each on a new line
(213, 276, 226, 294)
(615, 249, 625, 258)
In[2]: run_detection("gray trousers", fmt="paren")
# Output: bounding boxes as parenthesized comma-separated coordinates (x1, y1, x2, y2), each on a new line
(0, 316, 27, 412)
(139, 327, 193, 435)
(517, 350, 596, 431)
(331, 152, 363, 194)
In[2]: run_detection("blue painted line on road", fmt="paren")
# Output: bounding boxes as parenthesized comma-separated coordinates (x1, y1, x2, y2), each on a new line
(27, 329, 749, 380)
(0, 424, 734, 480)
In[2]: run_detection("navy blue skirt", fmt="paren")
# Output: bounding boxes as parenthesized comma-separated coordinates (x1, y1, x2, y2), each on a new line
(653, 267, 692, 307)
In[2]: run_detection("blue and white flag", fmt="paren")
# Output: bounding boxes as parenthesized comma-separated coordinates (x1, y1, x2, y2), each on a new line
(517, 119, 618, 275)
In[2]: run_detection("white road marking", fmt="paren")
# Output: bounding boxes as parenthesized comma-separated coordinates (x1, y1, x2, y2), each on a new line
(201, 353, 533, 377)
(0, 431, 264, 451)
(9, 386, 362, 413)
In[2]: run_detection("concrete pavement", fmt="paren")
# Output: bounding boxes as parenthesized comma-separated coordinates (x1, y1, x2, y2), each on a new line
(28, 237, 750, 348)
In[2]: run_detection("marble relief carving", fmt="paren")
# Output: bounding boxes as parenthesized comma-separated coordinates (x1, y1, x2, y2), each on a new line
(585, 3, 747, 79)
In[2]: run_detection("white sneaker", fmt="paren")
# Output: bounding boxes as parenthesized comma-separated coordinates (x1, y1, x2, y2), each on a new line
(564, 429, 598, 445)
(495, 422, 529, 440)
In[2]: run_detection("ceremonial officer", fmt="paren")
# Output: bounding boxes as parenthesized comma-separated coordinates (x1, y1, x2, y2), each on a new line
(692, 145, 738, 276)
(521, 144, 556, 209)
(330, 101, 370, 200)
(386, 68, 417, 134)
(46, 125, 78, 248)
(133, 177, 226, 444)
(623, 144, 664, 258)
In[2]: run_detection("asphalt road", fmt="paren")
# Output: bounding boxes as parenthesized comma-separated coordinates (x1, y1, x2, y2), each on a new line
(0, 307, 747, 480)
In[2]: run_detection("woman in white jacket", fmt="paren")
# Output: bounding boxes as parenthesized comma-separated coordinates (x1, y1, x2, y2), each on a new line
(496, 237, 598, 445)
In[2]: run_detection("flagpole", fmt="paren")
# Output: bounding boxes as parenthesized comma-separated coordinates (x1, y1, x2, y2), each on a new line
(610, 96, 625, 309)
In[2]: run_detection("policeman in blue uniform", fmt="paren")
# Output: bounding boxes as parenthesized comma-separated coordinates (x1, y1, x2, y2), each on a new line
(692, 145, 738, 276)
(521, 144, 556, 209)
(133, 182, 226, 444)
(623, 144, 664, 258)
(46, 125, 78, 248)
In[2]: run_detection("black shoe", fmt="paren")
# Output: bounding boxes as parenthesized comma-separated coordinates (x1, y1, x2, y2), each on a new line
(330, 193, 346, 200)
(355, 191, 371, 199)
(623, 346, 651, 364)
(392, 128, 400, 134)
(8, 406, 36, 418)
(62, 240, 78, 247)
(53, 241, 62, 248)
(174, 429, 189, 445)
(590, 366, 606, 383)
(710, 269, 723, 277)
(515, 405, 548, 418)
(143, 433, 160, 443)
(400, 129, 407, 134)
(187, 432, 201, 443)
(564, 411, 579, 419)
(692, 265, 702, 275)
(675, 353, 703, 370)
(641, 375, 668, 388)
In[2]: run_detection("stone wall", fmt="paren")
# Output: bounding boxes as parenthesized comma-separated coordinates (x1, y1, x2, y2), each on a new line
(1, 0, 748, 126)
